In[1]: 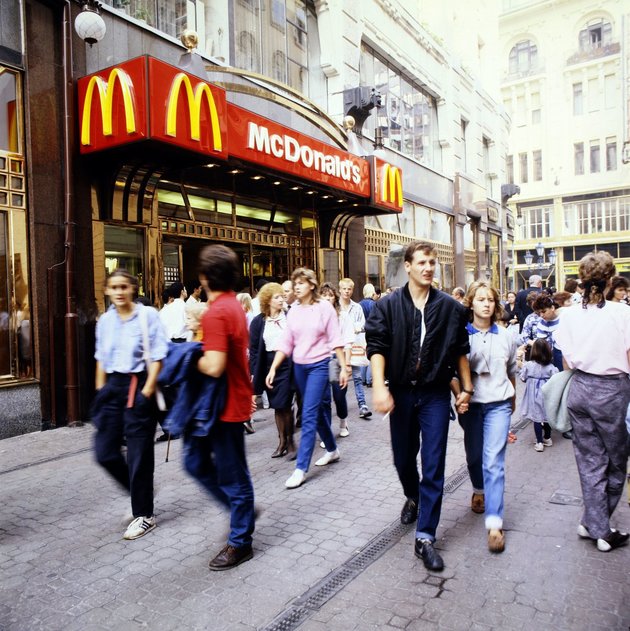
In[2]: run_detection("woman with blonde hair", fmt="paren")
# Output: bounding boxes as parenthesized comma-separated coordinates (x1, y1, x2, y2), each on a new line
(236, 293, 255, 328)
(456, 280, 518, 553)
(249, 282, 295, 458)
(266, 268, 348, 488)
(555, 252, 630, 552)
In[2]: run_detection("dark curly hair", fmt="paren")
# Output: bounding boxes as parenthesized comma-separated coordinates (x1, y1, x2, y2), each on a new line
(604, 275, 629, 301)
(578, 251, 616, 308)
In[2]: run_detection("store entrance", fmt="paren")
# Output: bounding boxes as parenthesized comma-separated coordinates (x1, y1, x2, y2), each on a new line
(162, 237, 292, 297)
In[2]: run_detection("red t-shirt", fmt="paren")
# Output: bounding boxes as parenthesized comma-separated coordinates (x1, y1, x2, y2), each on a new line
(202, 292, 252, 422)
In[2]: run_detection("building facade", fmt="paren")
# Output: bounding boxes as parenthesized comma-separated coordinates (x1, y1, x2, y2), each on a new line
(500, 0, 630, 290)
(0, 0, 509, 436)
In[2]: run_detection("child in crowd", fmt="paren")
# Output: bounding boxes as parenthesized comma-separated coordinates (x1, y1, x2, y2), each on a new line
(519, 338, 558, 452)
(185, 301, 207, 341)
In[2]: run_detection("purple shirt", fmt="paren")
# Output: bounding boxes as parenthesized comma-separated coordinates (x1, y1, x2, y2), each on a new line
(277, 299, 343, 364)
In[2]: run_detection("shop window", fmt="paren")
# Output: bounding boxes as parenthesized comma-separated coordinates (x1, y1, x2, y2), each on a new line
(367, 254, 381, 290)
(104, 226, 145, 295)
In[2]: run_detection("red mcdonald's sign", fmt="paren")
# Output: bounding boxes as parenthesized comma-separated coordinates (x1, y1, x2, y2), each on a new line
(77, 56, 149, 152)
(147, 58, 227, 158)
(370, 156, 403, 212)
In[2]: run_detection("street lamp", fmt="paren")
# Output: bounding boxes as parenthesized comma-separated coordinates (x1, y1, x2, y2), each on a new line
(74, 0, 107, 47)
(524, 250, 533, 266)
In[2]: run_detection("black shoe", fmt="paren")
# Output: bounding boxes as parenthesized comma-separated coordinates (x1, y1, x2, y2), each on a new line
(243, 421, 256, 435)
(562, 431, 573, 440)
(400, 498, 418, 525)
(209, 544, 253, 571)
(597, 530, 629, 552)
(414, 538, 444, 571)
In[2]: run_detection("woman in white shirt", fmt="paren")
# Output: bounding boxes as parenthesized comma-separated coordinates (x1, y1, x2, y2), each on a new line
(555, 251, 630, 552)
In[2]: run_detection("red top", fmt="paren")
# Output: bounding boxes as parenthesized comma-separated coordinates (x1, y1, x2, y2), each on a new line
(202, 292, 252, 422)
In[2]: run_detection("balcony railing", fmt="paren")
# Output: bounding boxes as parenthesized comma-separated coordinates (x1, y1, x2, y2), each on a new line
(567, 42, 620, 65)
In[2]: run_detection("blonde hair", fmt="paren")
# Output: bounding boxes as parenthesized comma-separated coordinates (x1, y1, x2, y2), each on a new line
(236, 293, 253, 313)
(185, 301, 208, 333)
(258, 282, 284, 316)
(362, 283, 375, 299)
(339, 277, 354, 289)
(462, 281, 504, 324)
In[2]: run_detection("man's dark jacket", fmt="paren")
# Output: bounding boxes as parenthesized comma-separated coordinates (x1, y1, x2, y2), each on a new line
(514, 286, 541, 332)
(365, 284, 469, 388)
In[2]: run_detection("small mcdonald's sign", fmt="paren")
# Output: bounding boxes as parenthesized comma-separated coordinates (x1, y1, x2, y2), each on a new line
(370, 156, 403, 212)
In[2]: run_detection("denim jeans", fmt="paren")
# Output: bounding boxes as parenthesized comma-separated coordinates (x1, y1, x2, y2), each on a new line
(293, 358, 337, 471)
(360, 364, 372, 386)
(183, 421, 255, 548)
(331, 381, 348, 420)
(460, 400, 512, 530)
(351, 366, 367, 408)
(389, 384, 451, 542)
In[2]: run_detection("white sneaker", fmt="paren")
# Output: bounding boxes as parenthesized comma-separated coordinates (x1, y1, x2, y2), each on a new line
(285, 469, 306, 489)
(543, 438, 553, 447)
(339, 422, 350, 438)
(123, 516, 156, 540)
(315, 449, 340, 466)
(577, 523, 593, 539)
(534, 442, 544, 452)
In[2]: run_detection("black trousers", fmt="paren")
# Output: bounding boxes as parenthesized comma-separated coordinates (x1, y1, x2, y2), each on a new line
(93, 372, 157, 518)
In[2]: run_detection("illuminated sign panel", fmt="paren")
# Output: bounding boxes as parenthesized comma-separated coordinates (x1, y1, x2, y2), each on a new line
(147, 57, 227, 158)
(370, 156, 403, 212)
(228, 105, 370, 197)
(77, 57, 148, 153)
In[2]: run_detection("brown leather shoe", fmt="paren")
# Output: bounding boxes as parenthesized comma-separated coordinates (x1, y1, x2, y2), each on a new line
(208, 544, 253, 571)
(471, 492, 485, 514)
(488, 529, 505, 553)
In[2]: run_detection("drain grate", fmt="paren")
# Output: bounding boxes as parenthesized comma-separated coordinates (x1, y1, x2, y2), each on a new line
(260, 464, 473, 631)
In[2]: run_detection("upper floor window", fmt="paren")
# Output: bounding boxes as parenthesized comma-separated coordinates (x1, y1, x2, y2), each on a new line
(519, 206, 552, 240)
(508, 40, 538, 75)
(579, 18, 612, 52)
(360, 43, 440, 170)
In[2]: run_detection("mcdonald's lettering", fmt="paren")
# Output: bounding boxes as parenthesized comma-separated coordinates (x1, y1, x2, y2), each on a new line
(166, 73, 222, 152)
(381, 164, 403, 208)
(81, 68, 137, 146)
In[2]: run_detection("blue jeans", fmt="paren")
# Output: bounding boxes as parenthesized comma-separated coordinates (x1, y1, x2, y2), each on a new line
(351, 366, 367, 407)
(360, 364, 372, 386)
(389, 384, 451, 542)
(183, 422, 255, 548)
(460, 400, 512, 530)
(293, 358, 337, 471)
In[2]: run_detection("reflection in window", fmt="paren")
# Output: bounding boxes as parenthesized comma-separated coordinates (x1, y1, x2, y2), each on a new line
(104, 226, 145, 295)
(360, 43, 439, 169)
(0, 71, 19, 153)
(0, 214, 10, 376)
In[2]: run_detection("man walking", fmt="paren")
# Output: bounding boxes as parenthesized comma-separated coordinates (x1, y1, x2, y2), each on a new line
(339, 278, 372, 419)
(366, 242, 473, 571)
(187, 244, 257, 570)
(514, 274, 542, 333)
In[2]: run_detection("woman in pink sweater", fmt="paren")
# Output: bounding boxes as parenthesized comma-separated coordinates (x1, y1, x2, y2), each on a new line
(266, 268, 348, 488)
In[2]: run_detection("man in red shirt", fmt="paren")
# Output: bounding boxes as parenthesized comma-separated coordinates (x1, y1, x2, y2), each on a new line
(191, 244, 256, 570)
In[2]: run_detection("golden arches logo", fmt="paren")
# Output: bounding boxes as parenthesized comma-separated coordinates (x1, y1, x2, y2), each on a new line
(166, 73, 222, 151)
(81, 69, 136, 146)
(381, 164, 402, 207)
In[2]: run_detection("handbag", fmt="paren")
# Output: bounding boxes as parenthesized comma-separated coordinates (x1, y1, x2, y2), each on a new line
(328, 355, 341, 383)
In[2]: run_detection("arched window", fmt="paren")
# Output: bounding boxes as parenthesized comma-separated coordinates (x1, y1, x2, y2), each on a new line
(579, 18, 612, 51)
(508, 40, 538, 74)
(236, 31, 260, 73)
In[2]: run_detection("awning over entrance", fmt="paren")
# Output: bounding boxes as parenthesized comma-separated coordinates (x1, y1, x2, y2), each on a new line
(77, 55, 403, 217)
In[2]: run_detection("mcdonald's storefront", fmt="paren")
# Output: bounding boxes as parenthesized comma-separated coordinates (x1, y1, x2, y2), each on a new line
(78, 56, 403, 312)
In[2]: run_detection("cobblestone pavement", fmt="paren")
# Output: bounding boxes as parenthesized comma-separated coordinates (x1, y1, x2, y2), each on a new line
(0, 382, 628, 631)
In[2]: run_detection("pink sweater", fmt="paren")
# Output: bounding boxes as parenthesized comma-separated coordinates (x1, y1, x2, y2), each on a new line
(277, 300, 344, 364)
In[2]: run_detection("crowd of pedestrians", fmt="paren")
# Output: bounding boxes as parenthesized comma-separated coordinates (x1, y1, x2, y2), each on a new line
(91, 241, 629, 573)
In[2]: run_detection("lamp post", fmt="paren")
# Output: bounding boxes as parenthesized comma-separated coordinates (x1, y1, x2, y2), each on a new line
(524, 243, 557, 287)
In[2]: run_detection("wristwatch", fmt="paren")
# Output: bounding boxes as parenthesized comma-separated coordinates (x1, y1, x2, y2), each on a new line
(462, 388, 474, 396)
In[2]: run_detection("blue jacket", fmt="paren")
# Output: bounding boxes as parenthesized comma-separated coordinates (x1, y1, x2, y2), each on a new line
(158, 342, 226, 437)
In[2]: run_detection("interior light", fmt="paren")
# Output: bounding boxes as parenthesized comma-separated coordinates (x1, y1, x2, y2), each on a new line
(290, 186, 301, 191)
(251, 175, 264, 180)
(337, 199, 345, 203)
(273, 181, 282, 186)
(205, 163, 218, 168)
(305, 190, 316, 195)
(228, 169, 243, 175)
(322, 195, 331, 199)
